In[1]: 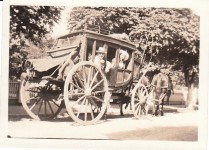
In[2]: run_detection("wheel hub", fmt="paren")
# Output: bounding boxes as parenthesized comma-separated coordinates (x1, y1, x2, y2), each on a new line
(85, 88, 92, 96)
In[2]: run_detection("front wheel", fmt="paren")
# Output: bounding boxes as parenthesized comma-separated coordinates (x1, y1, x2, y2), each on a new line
(64, 61, 109, 125)
(131, 84, 149, 119)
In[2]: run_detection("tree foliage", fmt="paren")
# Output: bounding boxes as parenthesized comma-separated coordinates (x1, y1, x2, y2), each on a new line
(9, 5, 63, 77)
(67, 7, 199, 87)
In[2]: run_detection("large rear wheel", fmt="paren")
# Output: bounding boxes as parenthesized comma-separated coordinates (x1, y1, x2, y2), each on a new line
(20, 80, 64, 120)
(64, 61, 109, 125)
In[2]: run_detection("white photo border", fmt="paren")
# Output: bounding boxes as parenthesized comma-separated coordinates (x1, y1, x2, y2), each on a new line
(1, 0, 209, 149)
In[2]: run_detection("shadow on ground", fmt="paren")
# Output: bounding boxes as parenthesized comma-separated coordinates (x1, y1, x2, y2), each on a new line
(107, 126, 198, 141)
(8, 107, 180, 122)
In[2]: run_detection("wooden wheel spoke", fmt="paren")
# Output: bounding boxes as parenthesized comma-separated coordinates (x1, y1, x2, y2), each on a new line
(94, 90, 106, 94)
(87, 66, 92, 86)
(82, 66, 87, 85)
(136, 93, 140, 100)
(76, 97, 86, 118)
(26, 89, 41, 93)
(37, 98, 44, 116)
(89, 70, 99, 88)
(135, 90, 141, 100)
(137, 89, 146, 100)
(75, 72, 85, 88)
(84, 98, 88, 122)
(136, 104, 141, 115)
(72, 75, 80, 87)
(89, 102, 95, 120)
(72, 95, 86, 107)
(51, 100, 61, 108)
(29, 98, 41, 111)
(134, 102, 140, 109)
(68, 92, 85, 97)
(141, 89, 146, 96)
(91, 96, 104, 103)
(91, 79, 104, 91)
(26, 95, 39, 103)
(47, 101, 55, 116)
(43, 94, 55, 102)
(43, 94, 62, 108)
(70, 82, 84, 92)
(44, 99, 47, 115)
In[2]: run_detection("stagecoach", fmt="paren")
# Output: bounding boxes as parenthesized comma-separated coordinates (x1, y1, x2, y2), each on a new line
(20, 26, 154, 125)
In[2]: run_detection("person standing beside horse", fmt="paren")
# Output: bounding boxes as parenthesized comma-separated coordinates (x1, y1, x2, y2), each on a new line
(165, 73, 174, 105)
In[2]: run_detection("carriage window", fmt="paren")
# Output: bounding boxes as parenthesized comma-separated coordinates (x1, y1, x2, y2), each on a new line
(86, 39, 107, 61)
(106, 47, 116, 62)
(116, 48, 133, 70)
(116, 48, 133, 83)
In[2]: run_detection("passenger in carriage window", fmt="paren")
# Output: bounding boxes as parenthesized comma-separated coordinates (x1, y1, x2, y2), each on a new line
(94, 47, 106, 69)
(94, 47, 111, 73)
(111, 49, 129, 69)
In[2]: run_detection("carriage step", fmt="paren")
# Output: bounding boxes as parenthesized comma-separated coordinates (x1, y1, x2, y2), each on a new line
(41, 76, 55, 80)
(41, 76, 64, 83)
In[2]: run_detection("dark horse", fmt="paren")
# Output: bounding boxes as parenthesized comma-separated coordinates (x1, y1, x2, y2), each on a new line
(151, 72, 169, 116)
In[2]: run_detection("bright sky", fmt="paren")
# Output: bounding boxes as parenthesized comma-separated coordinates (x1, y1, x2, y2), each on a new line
(51, 6, 201, 39)
(51, 7, 72, 38)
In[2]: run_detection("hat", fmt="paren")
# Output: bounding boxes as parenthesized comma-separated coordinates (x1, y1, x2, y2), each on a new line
(96, 47, 106, 54)
(119, 50, 129, 61)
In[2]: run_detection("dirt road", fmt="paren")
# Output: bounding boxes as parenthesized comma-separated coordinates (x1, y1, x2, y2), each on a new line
(8, 106, 198, 141)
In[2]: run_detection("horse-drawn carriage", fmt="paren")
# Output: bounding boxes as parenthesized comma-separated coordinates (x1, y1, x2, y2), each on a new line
(20, 27, 169, 125)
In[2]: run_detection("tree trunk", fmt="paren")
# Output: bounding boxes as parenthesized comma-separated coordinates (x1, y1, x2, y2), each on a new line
(186, 83, 198, 109)
(184, 67, 198, 110)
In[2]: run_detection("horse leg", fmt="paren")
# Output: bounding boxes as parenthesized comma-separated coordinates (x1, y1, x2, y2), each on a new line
(161, 90, 167, 115)
(103, 107, 107, 120)
(152, 102, 156, 116)
(97, 102, 107, 120)
(166, 91, 171, 105)
(155, 102, 160, 116)
(120, 102, 124, 116)
(120, 95, 131, 116)
(160, 99, 164, 116)
(124, 96, 131, 109)
(124, 102, 129, 109)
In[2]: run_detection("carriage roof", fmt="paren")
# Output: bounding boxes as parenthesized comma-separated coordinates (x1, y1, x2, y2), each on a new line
(55, 29, 136, 51)
(29, 30, 136, 72)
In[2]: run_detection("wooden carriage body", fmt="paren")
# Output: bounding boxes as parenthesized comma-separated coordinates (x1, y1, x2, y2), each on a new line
(20, 29, 149, 125)
(29, 30, 141, 88)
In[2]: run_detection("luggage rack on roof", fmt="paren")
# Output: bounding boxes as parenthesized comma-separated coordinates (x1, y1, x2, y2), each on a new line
(84, 24, 113, 35)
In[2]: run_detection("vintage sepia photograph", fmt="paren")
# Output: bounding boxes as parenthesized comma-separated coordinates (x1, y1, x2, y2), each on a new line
(1, 0, 209, 149)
